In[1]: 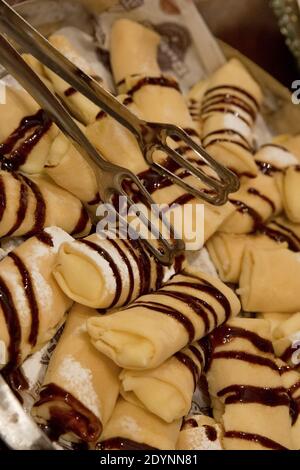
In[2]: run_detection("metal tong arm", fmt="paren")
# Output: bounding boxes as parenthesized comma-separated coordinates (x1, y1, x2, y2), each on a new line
(0, 0, 144, 141)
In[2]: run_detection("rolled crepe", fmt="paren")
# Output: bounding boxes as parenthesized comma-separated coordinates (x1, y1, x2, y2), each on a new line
(0, 227, 73, 372)
(0, 86, 58, 174)
(120, 341, 204, 423)
(282, 166, 300, 223)
(43, 35, 102, 125)
(98, 398, 181, 451)
(206, 318, 294, 450)
(220, 172, 282, 234)
(53, 232, 181, 309)
(239, 247, 300, 313)
(32, 304, 120, 446)
(88, 19, 235, 246)
(254, 142, 298, 172)
(45, 131, 99, 204)
(200, 58, 262, 178)
(0, 171, 91, 238)
(87, 268, 240, 370)
(206, 232, 285, 283)
(110, 19, 161, 89)
(272, 313, 300, 365)
(176, 415, 223, 450)
(280, 364, 300, 450)
(258, 312, 293, 333)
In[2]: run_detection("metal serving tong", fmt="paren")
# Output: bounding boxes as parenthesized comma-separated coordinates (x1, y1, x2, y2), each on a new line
(0, 0, 239, 265)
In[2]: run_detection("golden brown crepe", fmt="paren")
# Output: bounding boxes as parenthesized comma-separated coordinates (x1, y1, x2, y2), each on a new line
(87, 268, 240, 370)
(98, 398, 181, 451)
(0, 171, 91, 238)
(200, 58, 262, 178)
(53, 232, 181, 310)
(0, 227, 73, 372)
(239, 247, 300, 313)
(206, 318, 294, 450)
(120, 341, 204, 423)
(32, 304, 120, 446)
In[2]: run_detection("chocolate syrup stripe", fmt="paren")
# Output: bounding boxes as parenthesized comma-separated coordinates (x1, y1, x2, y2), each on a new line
(20, 175, 46, 236)
(218, 384, 290, 407)
(201, 107, 252, 127)
(71, 207, 90, 236)
(0, 275, 22, 373)
(0, 109, 52, 172)
(108, 239, 134, 305)
(211, 325, 274, 354)
(224, 431, 287, 450)
(131, 300, 195, 342)
(247, 187, 276, 213)
(175, 351, 200, 389)
(230, 199, 263, 231)
(201, 93, 257, 120)
(204, 85, 260, 111)
(4, 173, 28, 237)
(168, 277, 231, 321)
(256, 161, 282, 176)
(8, 252, 39, 347)
(0, 174, 6, 222)
(36, 230, 54, 247)
(273, 221, 300, 244)
(259, 225, 300, 252)
(35, 383, 102, 443)
(189, 344, 204, 368)
(212, 351, 279, 371)
(121, 239, 152, 297)
(79, 240, 122, 308)
(204, 138, 253, 153)
(127, 76, 180, 96)
(97, 437, 157, 451)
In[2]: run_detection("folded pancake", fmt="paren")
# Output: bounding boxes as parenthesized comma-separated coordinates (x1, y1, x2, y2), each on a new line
(110, 19, 161, 90)
(239, 247, 300, 313)
(0, 227, 73, 373)
(206, 232, 285, 283)
(272, 313, 300, 365)
(206, 318, 294, 450)
(87, 268, 240, 370)
(258, 312, 293, 332)
(220, 172, 282, 234)
(53, 233, 182, 310)
(45, 131, 99, 204)
(88, 19, 235, 247)
(44, 35, 102, 125)
(0, 171, 91, 238)
(97, 398, 181, 451)
(200, 58, 262, 178)
(176, 415, 223, 450)
(120, 341, 204, 423)
(282, 166, 300, 223)
(0, 86, 58, 174)
(32, 304, 120, 446)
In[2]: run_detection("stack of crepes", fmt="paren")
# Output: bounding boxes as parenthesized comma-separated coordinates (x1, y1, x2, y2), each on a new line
(0, 14, 300, 451)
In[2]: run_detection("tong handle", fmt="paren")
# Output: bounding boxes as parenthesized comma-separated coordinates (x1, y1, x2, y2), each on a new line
(0, 0, 144, 141)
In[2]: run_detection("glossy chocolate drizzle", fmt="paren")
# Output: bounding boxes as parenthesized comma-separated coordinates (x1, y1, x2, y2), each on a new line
(8, 252, 39, 347)
(97, 437, 157, 451)
(35, 383, 102, 443)
(230, 199, 263, 231)
(247, 187, 276, 213)
(127, 76, 180, 97)
(0, 110, 52, 172)
(71, 207, 90, 236)
(203, 85, 259, 110)
(175, 351, 201, 389)
(260, 221, 300, 252)
(204, 425, 218, 442)
(224, 431, 287, 450)
(218, 384, 290, 407)
(21, 175, 46, 236)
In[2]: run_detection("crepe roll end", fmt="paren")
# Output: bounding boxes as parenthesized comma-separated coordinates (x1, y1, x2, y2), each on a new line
(87, 317, 154, 369)
(120, 375, 186, 424)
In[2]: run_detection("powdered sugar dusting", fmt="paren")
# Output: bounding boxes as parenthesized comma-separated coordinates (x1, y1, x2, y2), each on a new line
(119, 415, 142, 435)
(57, 354, 100, 418)
(178, 426, 223, 450)
(186, 248, 218, 278)
(45, 227, 74, 253)
(31, 267, 53, 312)
(2, 269, 31, 324)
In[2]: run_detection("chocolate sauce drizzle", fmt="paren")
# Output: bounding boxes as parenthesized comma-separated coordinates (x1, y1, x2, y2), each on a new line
(218, 384, 290, 407)
(0, 275, 21, 373)
(224, 431, 287, 450)
(127, 76, 180, 97)
(204, 85, 259, 110)
(97, 437, 157, 451)
(8, 252, 39, 347)
(4, 174, 29, 237)
(230, 199, 263, 231)
(71, 207, 90, 236)
(35, 383, 102, 443)
(204, 425, 218, 442)
(256, 161, 281, 176)
(0, 174, 6, 222)
(260, 221, 300, 252)
(0, 110, 52, 172)
(175, 351, 200, 389)
(247, 187, 276, 213)
(21, 175, 46, 236)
